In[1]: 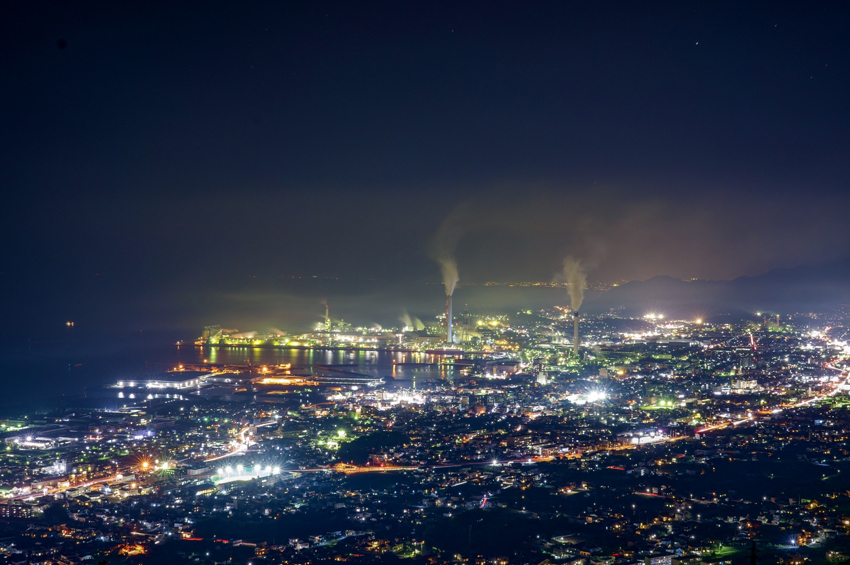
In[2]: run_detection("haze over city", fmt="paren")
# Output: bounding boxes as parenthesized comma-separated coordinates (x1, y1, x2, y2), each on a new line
(3, 1, 850, 337)
(2, 3, 850, 565)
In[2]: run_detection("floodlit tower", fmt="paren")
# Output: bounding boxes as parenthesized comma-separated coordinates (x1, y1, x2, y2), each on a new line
(573, 312, 580, 357)
(325, 304, 333, 347)
(446, 295, 453, 344)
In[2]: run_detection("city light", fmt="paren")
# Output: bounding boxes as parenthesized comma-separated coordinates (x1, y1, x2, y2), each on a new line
(5, 5, 847, 561)
(214, 463, 284, 485)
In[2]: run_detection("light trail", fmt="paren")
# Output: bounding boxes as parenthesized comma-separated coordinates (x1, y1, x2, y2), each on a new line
(204, 443, 248, 462)
(331, 463, 420, 474)
(697, 364, 850, 436)
(12, 472, 129, 501)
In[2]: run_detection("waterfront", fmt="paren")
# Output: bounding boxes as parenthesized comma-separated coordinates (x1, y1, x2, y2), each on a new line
(0, 333, 458, 416)
(3, 313, 850, 564)
(197, 345, 459, 382)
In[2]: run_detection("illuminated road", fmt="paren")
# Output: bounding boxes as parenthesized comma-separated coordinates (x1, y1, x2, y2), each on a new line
(16, 365, 846, 500)
(12, 472, 128, 501)
(332, 463, 419, 474)
(204, 443, 248, 462)
(204, 426, 252, 462)
(697, 364, 850, 436)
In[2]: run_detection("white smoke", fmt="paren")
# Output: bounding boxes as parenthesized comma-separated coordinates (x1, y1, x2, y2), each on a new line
(230, 331, 258, 339)
(439, 258, 459, 297)
(399, 312, 424, 331)
(430, 205, 470, 296)
(559, 256, 587, 312)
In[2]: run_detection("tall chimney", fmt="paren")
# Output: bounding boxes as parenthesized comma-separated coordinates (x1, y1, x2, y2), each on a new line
(325, 303, 331, 346)
(573, 312, 580, 357)
(446, 294, 453, 344)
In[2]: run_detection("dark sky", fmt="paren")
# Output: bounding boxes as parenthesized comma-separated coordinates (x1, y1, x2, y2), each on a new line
(2, 1, 849, 335)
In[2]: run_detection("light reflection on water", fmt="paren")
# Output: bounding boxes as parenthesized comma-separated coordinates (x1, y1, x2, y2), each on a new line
(197, 346, 457, 382)
(0, 336, 463, 416)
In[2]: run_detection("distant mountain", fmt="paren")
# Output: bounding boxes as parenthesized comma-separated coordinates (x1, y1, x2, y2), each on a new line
(585, 258, 850, 319)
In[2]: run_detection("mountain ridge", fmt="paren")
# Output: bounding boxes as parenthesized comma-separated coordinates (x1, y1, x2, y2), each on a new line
(586, 257, 850, 318)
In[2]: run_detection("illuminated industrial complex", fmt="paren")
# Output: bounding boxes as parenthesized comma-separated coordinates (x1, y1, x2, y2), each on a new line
(3, 299, 850, 565)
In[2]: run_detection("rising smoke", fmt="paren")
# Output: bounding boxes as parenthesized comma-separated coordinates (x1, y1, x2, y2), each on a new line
(399, 310, 425, 331)
(439, 258, 459, 297)
(560, 256, 587, 312)
(430, 204, 470, 296)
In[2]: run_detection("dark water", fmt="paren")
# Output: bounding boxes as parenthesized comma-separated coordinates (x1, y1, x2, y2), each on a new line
(199, 345, 457, 381)
(0, 331, 457, 417)
(0, 284, 576, 417)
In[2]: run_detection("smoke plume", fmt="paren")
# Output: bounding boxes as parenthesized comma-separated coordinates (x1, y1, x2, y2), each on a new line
(400, 311, 425, 331)
(439, 258, 459, 297)
(429, 204, 470, 296)
(412, 316, 424, 331)
(560, 256, 587, 312)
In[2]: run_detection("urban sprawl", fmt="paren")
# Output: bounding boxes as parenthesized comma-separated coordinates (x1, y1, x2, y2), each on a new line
(3, 307, 850, 565)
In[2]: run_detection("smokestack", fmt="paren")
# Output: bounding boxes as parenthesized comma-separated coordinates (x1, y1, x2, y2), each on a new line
(446, 294, 453, 344)
(325, 303, 332, 347)
(573, 312, 580, 357)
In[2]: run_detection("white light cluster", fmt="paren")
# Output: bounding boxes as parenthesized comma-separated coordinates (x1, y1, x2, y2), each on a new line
(567, 390, 608, 405)
(215, 464, 282, 484)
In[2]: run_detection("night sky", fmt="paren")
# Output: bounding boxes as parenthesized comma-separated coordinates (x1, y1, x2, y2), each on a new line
(2, 1, 849, 336)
